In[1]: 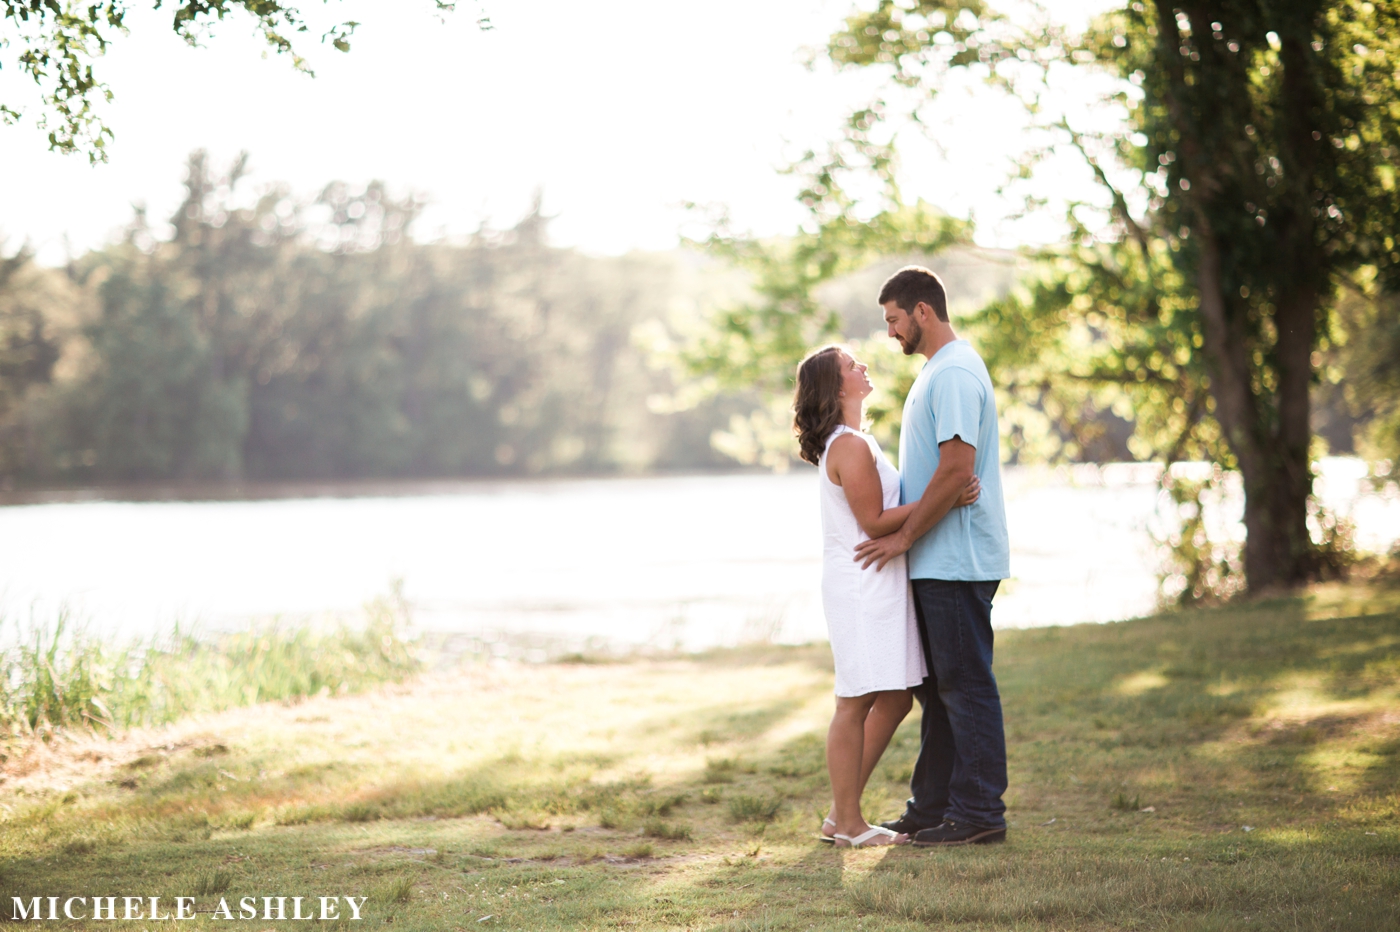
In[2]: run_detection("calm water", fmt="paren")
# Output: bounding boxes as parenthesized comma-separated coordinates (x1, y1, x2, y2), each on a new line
(2, 461, 1395, 651)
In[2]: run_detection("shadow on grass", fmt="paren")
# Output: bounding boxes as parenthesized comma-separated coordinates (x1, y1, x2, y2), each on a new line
(996, 596, 1400, 805)
(0, 792, 856, 931)
(0, 746, 689, 923)
(811, 594, 1400, 929)
(849, 835, 1400, 930)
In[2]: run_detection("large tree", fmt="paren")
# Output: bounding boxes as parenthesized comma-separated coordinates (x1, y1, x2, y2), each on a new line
(1, 0, 483, 161)
(811, 0, 1400, 593)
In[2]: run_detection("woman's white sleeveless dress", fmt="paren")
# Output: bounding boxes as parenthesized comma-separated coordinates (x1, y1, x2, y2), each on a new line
(818, 424, 927, 697)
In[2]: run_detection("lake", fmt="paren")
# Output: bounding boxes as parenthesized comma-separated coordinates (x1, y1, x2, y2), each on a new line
(1, 459, 1395, 653)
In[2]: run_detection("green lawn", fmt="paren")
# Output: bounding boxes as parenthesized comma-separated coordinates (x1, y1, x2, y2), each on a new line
(5, 583, 1399, 931)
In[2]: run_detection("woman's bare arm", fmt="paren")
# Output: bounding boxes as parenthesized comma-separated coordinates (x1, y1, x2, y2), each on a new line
(828, 434, 904, 538)
(827, 433, 980, 541)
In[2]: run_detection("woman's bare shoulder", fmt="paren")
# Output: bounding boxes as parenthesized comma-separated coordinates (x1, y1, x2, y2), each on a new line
(827, 431, 875, 463)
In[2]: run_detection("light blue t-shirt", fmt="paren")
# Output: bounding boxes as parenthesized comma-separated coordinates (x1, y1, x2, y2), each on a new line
(898, 339, 1010, 581)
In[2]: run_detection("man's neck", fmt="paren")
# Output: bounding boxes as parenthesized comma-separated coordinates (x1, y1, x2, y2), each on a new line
(918, 322, 959, 360)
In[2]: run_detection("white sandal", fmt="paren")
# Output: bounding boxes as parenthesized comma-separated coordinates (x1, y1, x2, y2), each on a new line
(819, 815, 837, 844)
(833, 825, 906, 848)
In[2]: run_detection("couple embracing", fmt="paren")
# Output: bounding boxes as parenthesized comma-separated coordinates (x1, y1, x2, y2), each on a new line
(795, 266, 1011, 849)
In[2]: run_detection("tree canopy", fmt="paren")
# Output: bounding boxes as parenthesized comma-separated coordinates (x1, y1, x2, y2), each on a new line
(681, 0, 1400, 598)
(1, 0, 482, 161)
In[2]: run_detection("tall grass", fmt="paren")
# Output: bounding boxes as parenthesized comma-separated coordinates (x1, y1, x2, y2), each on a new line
(0, 591, 419, 739)
(1, 610, 109, 733)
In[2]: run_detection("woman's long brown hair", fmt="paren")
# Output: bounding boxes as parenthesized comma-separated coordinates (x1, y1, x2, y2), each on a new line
(792, 345, 846, 466)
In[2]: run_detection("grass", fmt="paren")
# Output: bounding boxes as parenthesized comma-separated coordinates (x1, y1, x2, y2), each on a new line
(644, 819, 693, 840)
(1, 581, 1398, 930)
(0, 590, 418, 741)
(728, 793, 784, 823)
(193, 869, 231, 895)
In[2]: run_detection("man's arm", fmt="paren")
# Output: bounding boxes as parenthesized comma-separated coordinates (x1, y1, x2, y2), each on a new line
(852, 436, 976, 570)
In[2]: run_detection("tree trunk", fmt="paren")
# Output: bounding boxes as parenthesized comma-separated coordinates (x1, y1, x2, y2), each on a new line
(1193, 219, 1316, 591)
(1255, 283, 1319, 589)
(1158, 0, 1325, 592)
(1253, 15, 1328, 588)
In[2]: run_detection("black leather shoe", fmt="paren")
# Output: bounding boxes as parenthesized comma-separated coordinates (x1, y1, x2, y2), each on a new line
(911, 820, 1007, 847)
(879, 813, 940, 835)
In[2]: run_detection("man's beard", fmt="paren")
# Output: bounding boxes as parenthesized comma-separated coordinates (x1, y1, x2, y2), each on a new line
(897, 317, 923, 356)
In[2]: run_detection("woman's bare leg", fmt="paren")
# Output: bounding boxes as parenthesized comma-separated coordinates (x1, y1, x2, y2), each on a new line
(859, 689, 914, 793)
(824, 689, 913, 837)
(827, 693, 878, 837)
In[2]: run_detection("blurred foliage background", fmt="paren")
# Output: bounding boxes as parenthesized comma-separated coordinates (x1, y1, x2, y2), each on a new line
(0, 152, 759, 485)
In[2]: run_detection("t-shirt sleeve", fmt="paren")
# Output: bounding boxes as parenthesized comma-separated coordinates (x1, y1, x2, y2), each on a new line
(930, 367, 984, 448)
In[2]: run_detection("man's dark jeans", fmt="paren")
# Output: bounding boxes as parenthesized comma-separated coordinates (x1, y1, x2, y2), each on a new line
(904, 579, 1007, 830)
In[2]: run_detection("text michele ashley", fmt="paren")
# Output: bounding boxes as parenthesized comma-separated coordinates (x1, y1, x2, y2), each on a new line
(12, 896, 370, 921)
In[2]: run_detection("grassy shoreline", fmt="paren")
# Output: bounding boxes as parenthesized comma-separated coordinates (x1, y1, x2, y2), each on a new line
(0, 594, 418, 742)
(3, 583, 1398, 930)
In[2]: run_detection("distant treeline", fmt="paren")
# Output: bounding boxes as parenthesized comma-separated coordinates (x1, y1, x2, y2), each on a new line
(0, 153, 750, 486)
(5, 156, 1381, 492)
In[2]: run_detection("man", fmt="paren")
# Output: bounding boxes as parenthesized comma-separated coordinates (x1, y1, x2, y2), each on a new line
(853, 265, 1011, 847)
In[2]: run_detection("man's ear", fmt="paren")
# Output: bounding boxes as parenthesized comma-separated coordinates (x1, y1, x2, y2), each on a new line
(914, 301, 931, 323)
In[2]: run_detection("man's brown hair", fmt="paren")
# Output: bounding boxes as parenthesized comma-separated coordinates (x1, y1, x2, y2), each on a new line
(878, 266, 948, 322)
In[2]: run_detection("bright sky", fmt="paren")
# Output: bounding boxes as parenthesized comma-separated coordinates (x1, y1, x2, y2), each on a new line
(0, 0, 1117, 265)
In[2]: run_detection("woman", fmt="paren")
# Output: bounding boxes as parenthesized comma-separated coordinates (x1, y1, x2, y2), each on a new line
(794, 345, 978, 848)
